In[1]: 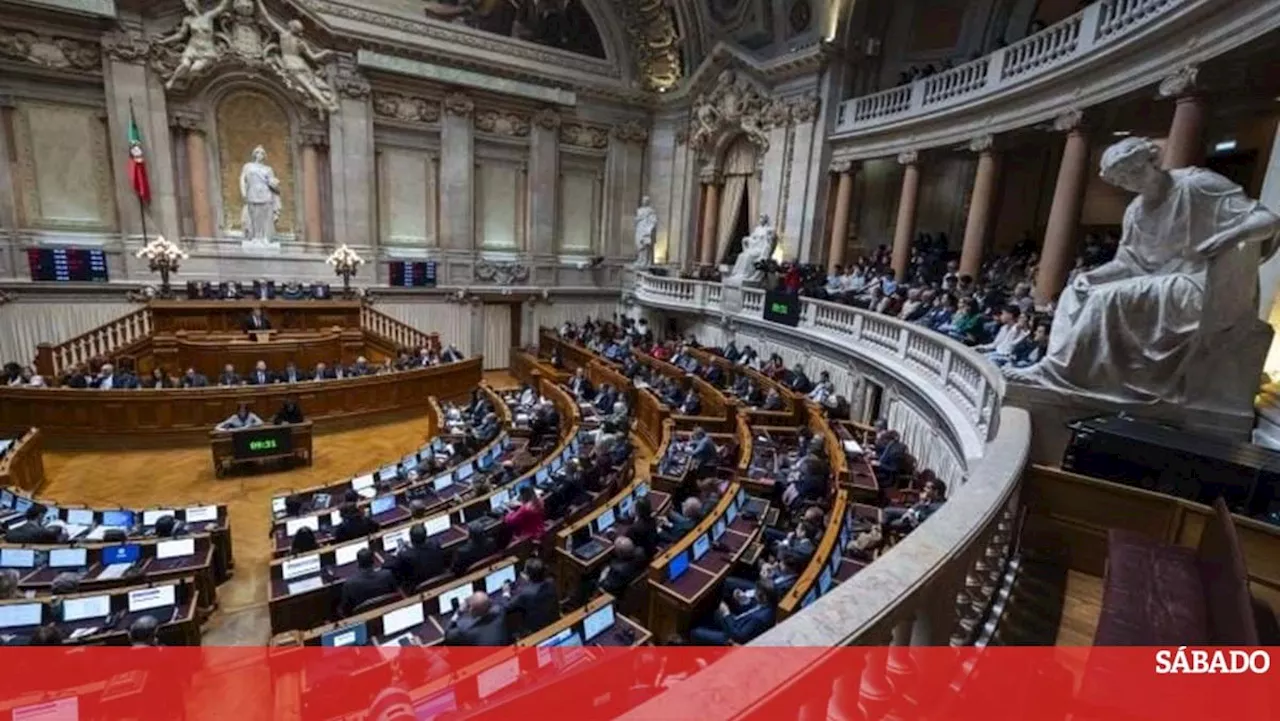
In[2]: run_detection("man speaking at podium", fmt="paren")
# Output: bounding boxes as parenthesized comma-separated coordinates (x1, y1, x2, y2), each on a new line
(243, 307, 272, 333)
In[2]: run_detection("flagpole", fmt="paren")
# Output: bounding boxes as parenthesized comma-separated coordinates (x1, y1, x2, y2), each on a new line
(130, 99, 148, 247)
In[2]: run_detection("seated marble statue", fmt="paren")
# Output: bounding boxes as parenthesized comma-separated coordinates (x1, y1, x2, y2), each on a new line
(1006, 137, 1280, 411)
(726, 214, 778, 286)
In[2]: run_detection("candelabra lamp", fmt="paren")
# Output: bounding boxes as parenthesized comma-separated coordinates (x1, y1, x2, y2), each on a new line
(135, 236, 188, 299)
(326, 244, 365, 298)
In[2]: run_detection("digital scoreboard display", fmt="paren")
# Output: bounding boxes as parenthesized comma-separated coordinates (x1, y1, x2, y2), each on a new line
(388, 261, 438, 287)
(762, 289, 802, 327)
(231, 426, 293, 460)
(27, 248, 109, 283)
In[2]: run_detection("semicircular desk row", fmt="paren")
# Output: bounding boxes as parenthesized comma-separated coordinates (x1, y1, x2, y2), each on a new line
(0, 372, 490, 645)
(267, 329, 895, 664)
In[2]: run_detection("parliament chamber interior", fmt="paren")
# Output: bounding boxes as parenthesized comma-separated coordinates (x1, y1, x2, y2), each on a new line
(1, 0, 1279, 718)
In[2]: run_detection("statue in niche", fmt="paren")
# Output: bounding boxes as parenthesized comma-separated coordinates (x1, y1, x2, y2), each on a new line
(725, 214, 778, 286)
(634, 195, 658, 267)
(1005, 137, 1280, 412)
(260, 7, 336, 111)
(239, 145, 281, 245)
(159, 0, 232, 89)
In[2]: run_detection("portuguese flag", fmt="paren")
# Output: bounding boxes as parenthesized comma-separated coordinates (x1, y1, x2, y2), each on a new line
(127, 105, 151, 205)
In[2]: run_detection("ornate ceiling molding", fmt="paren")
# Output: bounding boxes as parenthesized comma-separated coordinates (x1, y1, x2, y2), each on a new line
(612, 0, 682, 93)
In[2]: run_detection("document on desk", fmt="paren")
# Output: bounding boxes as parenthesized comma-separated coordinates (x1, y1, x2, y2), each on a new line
(842, 439, 864, 455)
(84, 526, 111, 541)
(53, 524, 88, 540)
(288, 576, 326, 595)
(67, 626, 99, 641)
(356, 487, 377, 500)
(97, 563, 132, 580)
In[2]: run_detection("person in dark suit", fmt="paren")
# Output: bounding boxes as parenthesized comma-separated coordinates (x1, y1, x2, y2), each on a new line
(678, 389, 702, 416)
(181, 367, 209, 388)
(761, 388, 784, 410)
(383, 523, 447, 591)
(280, 362, 308, 383)
(873, 430, 908, 484)
(702, 363, 724, 387)
(597, 537, 644, 598)
(884, 478, 946, 531)
(4, 503, 65, 544)
(90, 363, 125, 390)
(785, 365, 813, 394)
(339, 549, 399, 617)
(217, 363, 241, 387)
(593, 384, 618, 414)
(247, 360, 274, 386)
(243, 308, 271, 332)
(443, 591, 513, 646)
(450, 522, 494, 576)
(657, 497, 702, 544)
(333, 503, 378, 543)
(690, 577, 777, 645)
(623, 496, 659, 558)
(272, 397, 304, 425)
(569, 368, 595, 402)
(440, 345, 465, 363)
(311, 362, 331, 381)
(500, 558, 558, 635)
(685, 428, 717, 470)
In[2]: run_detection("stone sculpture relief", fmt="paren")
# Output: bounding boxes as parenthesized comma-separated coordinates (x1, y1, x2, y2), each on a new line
(474, 109, 530, 137)
(689, 69, 774, 157)
(154, 0, 338, 113)
(1005, 137, 1280, 414)
(725, 214, 778, 286)
(560, 123, 609, 149)
(373, 92, 440, 124)
(634, 195, 658, 267)
(0, 29, 101, 72)
(474, 260, 530, 286)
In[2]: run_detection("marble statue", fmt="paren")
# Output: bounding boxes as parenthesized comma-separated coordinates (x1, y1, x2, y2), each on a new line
(634, 196, 658, 267)
(159, 0, 231, 89)
(1005, 137, 1280, 411)
(262, 10, 336, 112)
(725, 214, 778, 286)
(239, 145, 281, 244)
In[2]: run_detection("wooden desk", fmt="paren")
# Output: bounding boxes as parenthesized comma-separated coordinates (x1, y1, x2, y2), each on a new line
(0, 577, 202, 646)
(518, 593, 652, 648)
(148, 299, 364, 334)
(152, 329, 365, 379)
(210, 421, 314, 477)
(690, 347, 805, 427)
(0, 358, 483, 447)
(0, 428, 45, 494)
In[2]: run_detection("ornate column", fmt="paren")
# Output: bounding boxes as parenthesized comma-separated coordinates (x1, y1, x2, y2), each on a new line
(827, 159, 856, 271)
(1035, 110, 1090, 306)
(1159, 65, 1205, 170)
(440, 92, 475, 250)
(528, 108, 560, 256)
(698, 170, 722, 267)
(171, 111, 215, 241)
(299, 127, 328, 249)
(328, 60, 374, 246)
(890, 151, 920, 282)
(959, 135, 999, 279)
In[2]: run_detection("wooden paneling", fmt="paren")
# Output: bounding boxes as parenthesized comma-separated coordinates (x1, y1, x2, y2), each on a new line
(0, 359, 483, 446)
(149, 300, 363, 334)
(0, 428, 45, 494)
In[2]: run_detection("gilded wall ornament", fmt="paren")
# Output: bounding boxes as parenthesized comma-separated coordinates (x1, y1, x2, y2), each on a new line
(475, 109, 530, 137)
(443, 92, 475, 117)
(372, 91, 440, 123)
(0, 29, 101, 72)
(614, 0, 682, 92)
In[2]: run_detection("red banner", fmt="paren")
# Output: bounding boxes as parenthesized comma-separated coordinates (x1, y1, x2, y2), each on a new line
(0, 647, 1273, 721)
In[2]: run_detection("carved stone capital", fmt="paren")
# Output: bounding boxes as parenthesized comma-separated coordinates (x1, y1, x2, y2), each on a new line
(1052, 108, 1084, 133)
(968, 134, 995, 154)
(475, 109, 530, 137)
(560, 123, 609, 149)
(829, 159, 854, 174)
(789, 93, 821, 125)
(101, 29, 150, 64)
(333, 62, 371, 101)
(1158, 65, 1199, 99)
(373, 92, 440, 124)
(533, 108, 561, 130)
(169, 110, 205, 133)
(699, 165, 723, 184)
(612, 119, 649, 144)
(443, 92, 475, 117)
(299, 126, 329, 147)
(897, 150, 918, 166)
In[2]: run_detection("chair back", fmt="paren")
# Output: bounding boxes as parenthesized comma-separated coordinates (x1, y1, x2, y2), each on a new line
(349, 591, 403, 617)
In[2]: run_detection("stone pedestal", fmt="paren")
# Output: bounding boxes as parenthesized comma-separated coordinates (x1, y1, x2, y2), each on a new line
(1006, 382, 1257, 465)
(721, 285, 744, 315)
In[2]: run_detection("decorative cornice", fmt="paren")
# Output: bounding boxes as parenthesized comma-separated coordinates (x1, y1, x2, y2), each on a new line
(373, 91, 440, 124)
(533, 108, 561, 130)
(0, 28, 102, 73)
(1051, 108, 1084, 132)
(101, 29, 149, 64)
(968, 134, 994, 154)
(442, 92, 474, 117)
(0, 289, 14, 305)
(612, 120, 649, 144)
(897, 150, 918, 166)
(1157, 64, 1199, 99)
(475, 109, 530, 137)
(560, 122, 609, 149)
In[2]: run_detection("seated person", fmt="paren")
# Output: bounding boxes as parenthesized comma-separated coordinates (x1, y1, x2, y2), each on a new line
(333, 502, 378, 542)
(217, 402, 263, 430)
(657, 496, 703, 544)
(291, 526, 319, 555)
(221, 281, 244, 299)
(884, 478, 946, 532)
(5, 503, 66, 543)
(441, 344, 465, 363)
(280, 281, 307, 300)
(154, 514, 186, 538)
(339, 549, 398, 616)
(383, 523, 447, 590)
(807, 371, 835, 405)
(450, 522, 495, 576)
(443, 591, 513, 646)
(623, 496, 659, 559)
(272, 397, 305, 425)
(91, 362, 136, 390)
(785, 365, 813, 394)
(502, 485, 546, 543)
(594, 383, 619, 414)
(242, 307, 271, 332)
(685, 428, 718, 471)
(501, 558, 559, 636)
(279, 362, 309, 383)
(247, 360, 275, 386)
(597, 536, 645, 598)
(515, 383, 537, 408)
(181, 367, 209, 388)
(349, 356, 373, 376)
(871, 430, 908, 484)
(678, 388, 702, 416)
(781, 455, 828, 509)
(475, 412, 501, 444)
(690, 577, 777, 645)
(761, 388, 785, 411)
(146, 367, 174, 389)
(569, 368, 595, 402)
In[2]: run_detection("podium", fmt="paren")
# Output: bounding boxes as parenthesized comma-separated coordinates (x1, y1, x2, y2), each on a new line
(247, 329, 276, 342)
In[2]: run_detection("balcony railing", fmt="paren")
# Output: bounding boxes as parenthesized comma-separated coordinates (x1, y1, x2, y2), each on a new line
(836, 0, 1187, 133)
(634, 273, 1002, 449)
